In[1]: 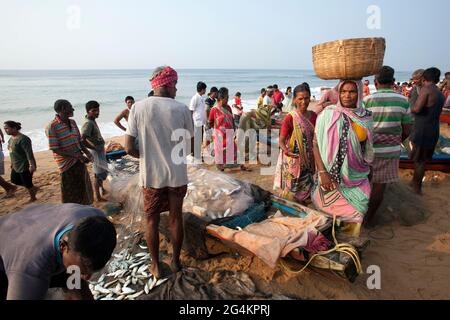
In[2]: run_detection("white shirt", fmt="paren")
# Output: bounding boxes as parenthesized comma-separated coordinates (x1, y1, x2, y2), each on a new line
(189, 93, 206, 126)
(126, 96, 194, 188)
(263, 95, 273, 106)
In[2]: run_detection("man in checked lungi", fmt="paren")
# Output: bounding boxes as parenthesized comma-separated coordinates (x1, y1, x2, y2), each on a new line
(363, 66, 412, 228)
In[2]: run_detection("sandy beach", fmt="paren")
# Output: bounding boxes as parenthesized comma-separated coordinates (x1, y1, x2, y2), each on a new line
(1, 121, 450, 300)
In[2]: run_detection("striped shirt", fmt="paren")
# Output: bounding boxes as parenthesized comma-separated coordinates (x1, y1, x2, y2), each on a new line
(46, 115, 83, 172)
(364, 89, 412, 158)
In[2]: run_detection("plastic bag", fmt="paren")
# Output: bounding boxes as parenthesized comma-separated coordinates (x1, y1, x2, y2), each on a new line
(183, 167, 255, 222)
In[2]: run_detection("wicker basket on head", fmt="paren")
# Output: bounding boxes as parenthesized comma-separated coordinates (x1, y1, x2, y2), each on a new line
(312, 37, 386, 80)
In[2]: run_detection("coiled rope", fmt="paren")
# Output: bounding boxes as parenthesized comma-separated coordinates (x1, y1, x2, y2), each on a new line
(280, 215, 363, 275)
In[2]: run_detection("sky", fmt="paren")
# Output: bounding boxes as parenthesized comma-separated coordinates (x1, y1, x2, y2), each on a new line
(0, 0, 448, 71)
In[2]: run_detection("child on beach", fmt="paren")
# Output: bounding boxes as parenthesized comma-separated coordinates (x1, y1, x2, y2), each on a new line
(232, 92, 244, 127)
(114, 96, 135, 131)
(81, 101, 108, 202)
(0, 128, 17, 197)
(4, 121, 38, 202)
(257, 88, 266, 109)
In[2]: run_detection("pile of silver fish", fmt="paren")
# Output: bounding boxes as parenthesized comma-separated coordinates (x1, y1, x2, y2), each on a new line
(108, 156, 140, 176)
(89, 243, 168, 300)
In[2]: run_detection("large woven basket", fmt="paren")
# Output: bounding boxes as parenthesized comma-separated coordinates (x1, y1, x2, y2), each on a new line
(312, 37, 386, 80)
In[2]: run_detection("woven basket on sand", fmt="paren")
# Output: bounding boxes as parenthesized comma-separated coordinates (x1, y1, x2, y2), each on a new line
(312, 37, 386, 80)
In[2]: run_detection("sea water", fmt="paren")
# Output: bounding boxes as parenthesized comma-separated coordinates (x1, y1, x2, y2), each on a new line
(0, 69, 412, 154)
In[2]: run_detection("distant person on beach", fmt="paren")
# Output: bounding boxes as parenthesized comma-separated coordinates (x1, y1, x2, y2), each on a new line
(257, 88, 266, 109)
(439, 72, 450, 100)
(205, 87, 218, 122)
(4, 121, 38, 202)
(189, 81, 207, 160)
(274, 83, 317, 203)
(272, 84, 285, 113)
(363, 80, 371, 97)
(282, 86, 294, 112)
(393, 81, 402, 94)
(363, 66, 412, 228)
(263, 86, 275, 109)
(313, 84, 339, 114)
(0, 204, 116, 300)
(125, 66, 194, 279)
(204, 87, 218, 148)
(237, 110, 263, 162)
(410, 67, 445, 195)
(409, 69, 425, 108)
(312, 80, 373, 236)
(46, 99, 94, 205)
(114, 96, 135, 132)
(232, 92, 244, 127)
(208, 87, 249, 172)
(402, 82, 413, 97)
(0, 128, 17, 197)
(81, 101, 108, 202)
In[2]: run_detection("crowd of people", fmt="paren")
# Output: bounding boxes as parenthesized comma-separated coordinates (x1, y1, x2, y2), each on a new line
(0, 64, 448, 300)
(273, 66, 446, 233)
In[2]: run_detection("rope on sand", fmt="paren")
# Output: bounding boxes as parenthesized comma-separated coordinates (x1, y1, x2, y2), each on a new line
(280, 215, 363, 276)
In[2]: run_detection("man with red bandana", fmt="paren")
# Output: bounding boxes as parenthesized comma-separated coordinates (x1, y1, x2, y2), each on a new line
(125, 66, 194, 279)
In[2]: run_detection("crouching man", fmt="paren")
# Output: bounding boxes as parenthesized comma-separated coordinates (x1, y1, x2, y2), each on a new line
(0, 203, 116, 300)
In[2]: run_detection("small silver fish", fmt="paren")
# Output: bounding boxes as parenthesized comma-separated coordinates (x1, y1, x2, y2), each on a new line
(127, 290, 144, 299)
(121, 287, 135, 294)
(94, 285, 110, 295)
(104, 279, 119, 288)
(155, 278, 169, 287)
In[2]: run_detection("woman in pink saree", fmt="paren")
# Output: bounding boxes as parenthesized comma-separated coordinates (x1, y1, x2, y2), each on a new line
(208, 87, 249, 171)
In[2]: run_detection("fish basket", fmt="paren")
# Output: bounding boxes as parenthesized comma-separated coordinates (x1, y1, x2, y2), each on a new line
(312, 37, 386, 80)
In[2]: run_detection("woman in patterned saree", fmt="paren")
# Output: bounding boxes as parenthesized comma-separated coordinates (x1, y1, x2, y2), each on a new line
(208, 87, 249, 172)
(274, 83, 317, 203)
(312, 80, 374, 236)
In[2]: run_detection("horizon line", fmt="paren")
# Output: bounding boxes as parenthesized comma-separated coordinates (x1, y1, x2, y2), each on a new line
(0, 67, 415, 73)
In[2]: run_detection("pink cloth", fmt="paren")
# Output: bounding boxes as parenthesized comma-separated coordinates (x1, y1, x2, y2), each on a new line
(150, 66, 178, 89)
(209, 105, 237, 165)
(305, 231, 331, 254)
(209, 211, 328, 268)
(311, 187, 363, 223)
(313, 86, 339, 114)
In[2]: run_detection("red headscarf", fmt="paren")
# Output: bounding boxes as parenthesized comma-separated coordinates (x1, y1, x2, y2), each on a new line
(150, 66, 178, 89)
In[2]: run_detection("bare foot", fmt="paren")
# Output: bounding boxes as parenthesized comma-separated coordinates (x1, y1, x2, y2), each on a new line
(408, 182, 423, 195)
(170, 260, 183, 274)
(5, 186, 17, 198)
(149, 264, 161, 279)
(97, 197, 108, 202)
